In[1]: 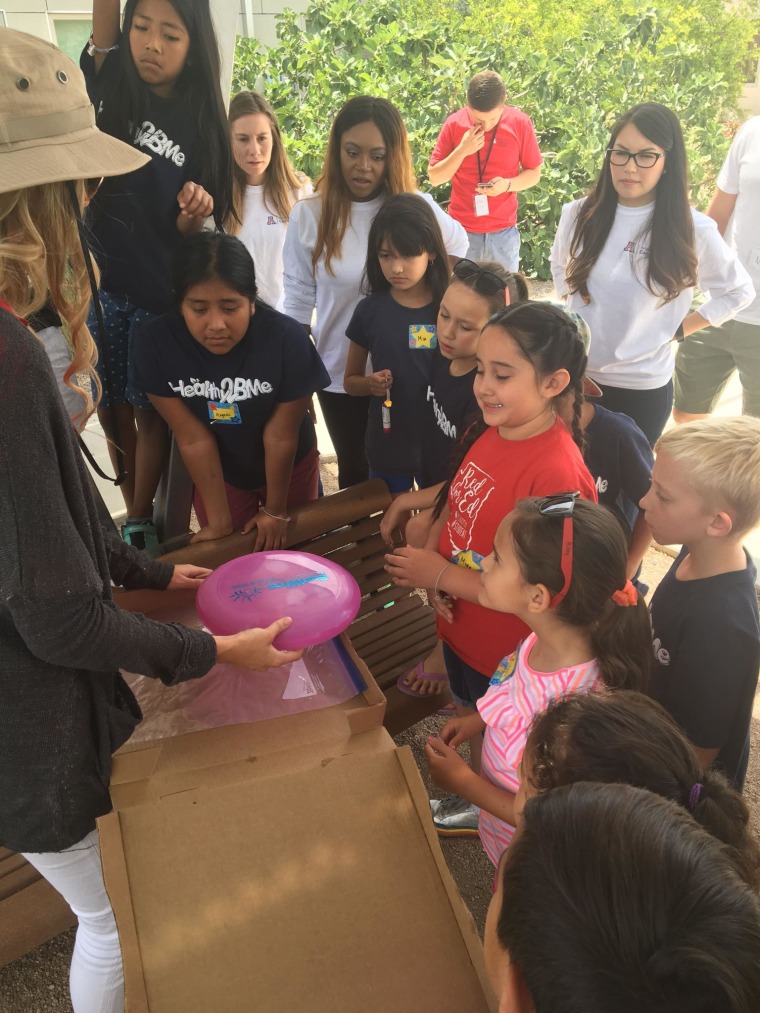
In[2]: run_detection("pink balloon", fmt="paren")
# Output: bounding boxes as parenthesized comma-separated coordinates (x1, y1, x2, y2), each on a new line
(196, 550, 362, 650)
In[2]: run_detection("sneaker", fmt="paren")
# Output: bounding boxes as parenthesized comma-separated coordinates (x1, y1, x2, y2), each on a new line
(430, 795, 480, 837)
(121, 519, 159, 556)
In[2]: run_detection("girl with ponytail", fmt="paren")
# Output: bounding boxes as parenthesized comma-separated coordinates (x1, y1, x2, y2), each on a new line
(386, 304, 597, 833)
(423, 497, 651, 863)
(518, 692, 760, 889)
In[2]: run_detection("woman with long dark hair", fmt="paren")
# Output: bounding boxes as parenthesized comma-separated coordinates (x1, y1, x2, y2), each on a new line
(551, 102, 753, 444)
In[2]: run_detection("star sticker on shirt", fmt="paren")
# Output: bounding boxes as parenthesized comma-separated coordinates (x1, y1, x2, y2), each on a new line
(409, 324, 437, 348)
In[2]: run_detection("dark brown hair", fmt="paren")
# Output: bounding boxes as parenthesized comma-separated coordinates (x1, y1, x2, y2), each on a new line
(227, 91, 307, 232)
(524, 692, 760, 889)
(363, 193, 449, 305)
(499, 783, 760, 1013)
(467, 71, 505, 111)
(565, 103, 697, 304)
(510, 498, 652, 691)
(313, 97, 416, 274)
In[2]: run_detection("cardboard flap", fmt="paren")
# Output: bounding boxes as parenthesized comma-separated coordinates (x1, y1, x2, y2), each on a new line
(100, 748, 496, 1013)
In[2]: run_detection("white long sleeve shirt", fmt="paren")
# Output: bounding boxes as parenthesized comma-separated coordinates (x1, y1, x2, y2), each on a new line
(717, 116, 760, 325)
(550, 199, 755, 389)
(283, 191, 468, 392)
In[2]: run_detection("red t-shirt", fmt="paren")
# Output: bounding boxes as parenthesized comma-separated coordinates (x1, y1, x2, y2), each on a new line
(438, 421, 597, 675)
(430, 106, 542, 233)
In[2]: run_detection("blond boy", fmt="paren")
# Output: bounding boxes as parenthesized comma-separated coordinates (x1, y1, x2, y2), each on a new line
(640, 416, 760, 788)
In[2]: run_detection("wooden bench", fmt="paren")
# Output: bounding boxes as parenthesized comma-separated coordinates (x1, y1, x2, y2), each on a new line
(0, 481, 442, 968)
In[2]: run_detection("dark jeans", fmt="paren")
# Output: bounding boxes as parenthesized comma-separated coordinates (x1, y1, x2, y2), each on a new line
(593, 379, 674, 447)
(317, 390, 370, 489)
(442, 642, 491, 709)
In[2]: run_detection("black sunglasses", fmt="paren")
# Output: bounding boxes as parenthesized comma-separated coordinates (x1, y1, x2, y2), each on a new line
(452, 259, 511, 304)
(535, 492, 580, 607)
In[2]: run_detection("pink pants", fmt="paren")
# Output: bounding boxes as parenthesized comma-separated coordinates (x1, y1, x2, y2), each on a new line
(194, 446, 320, 530)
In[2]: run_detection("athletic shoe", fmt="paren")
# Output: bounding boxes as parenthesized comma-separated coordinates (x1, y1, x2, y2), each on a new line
(121, 519, 159, 556)
(430, 795, 480, 837)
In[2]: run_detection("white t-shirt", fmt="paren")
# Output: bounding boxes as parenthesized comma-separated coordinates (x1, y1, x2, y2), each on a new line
(237, 180, 312, 311)
(283, 191, 468, 392)
(551, 199, 754, 389)
(717, 116, 760, 325)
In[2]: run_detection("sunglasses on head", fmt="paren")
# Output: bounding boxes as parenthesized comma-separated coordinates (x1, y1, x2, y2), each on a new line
(452, 259, 511, 305)
(535, 492, 580, 607)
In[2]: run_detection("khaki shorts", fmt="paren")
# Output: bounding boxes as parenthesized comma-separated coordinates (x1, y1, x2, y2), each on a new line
(674, 318, 760, 416)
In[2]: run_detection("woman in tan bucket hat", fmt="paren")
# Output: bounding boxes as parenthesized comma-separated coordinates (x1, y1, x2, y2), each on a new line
(0, 30, 301, 1013)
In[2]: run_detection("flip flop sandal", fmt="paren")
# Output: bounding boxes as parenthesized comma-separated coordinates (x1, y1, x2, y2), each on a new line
(397, 661, 449, 699)
(436, 701, 458, 717)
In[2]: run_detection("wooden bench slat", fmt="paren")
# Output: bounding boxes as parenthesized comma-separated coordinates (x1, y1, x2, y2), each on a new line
(349, 594, 427, 642)
(0, 862, 43, 902)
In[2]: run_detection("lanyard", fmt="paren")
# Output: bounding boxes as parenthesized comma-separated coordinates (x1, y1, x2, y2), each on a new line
(476, 115, 502, 183)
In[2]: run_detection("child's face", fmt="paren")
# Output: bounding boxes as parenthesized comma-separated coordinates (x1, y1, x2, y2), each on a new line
(129, 0, 190, 98)
(474, 326, 563, 436)
(339, 120, 387, 201)
(378, 240, 431, 294)
(608, 122, 667, 208)
(479, 515, 528, 615)
(437, 281, 492, 363)
(180, 277, 254, 354)
(232, 113, 273, 186)
(639, 451, 719, 547)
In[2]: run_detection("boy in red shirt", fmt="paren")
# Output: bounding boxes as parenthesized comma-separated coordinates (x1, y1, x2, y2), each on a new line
(428, 71, 542, 271)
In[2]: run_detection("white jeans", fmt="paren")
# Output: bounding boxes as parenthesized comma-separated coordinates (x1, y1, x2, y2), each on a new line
(23, 830, 124, 1013)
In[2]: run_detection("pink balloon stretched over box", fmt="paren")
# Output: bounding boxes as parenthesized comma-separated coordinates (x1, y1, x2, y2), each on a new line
(196, 550, 362, 650)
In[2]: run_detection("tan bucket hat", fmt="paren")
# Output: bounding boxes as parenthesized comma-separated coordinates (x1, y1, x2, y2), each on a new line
(0, 28, 149, 195)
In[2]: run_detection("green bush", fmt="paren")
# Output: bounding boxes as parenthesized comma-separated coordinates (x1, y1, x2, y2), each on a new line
(232, 0, 756, 278)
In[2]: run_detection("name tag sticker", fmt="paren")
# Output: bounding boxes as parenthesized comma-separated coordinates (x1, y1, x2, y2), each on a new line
(409, 324, 437, 349)
(474, 193, 489, 217)
(207, 401, 242, 424)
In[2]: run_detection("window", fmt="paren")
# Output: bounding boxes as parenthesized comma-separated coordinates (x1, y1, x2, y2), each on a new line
(51, 15, 92, 63)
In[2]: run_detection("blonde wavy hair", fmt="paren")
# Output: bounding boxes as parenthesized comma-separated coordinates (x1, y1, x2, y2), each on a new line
(0, 180, 101, 424)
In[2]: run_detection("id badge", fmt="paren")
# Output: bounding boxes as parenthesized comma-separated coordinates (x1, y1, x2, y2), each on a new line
(474, 193, 489, 217)
(207, 400, 242, 424)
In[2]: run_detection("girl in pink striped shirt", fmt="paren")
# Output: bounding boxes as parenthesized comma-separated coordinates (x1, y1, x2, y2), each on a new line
(425, 496, 652, 866)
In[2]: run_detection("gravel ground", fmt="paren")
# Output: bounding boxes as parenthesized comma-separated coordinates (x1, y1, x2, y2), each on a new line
(3, 459, 760, 1011)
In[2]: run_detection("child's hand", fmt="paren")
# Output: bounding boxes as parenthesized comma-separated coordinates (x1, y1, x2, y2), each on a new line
(242, 510, 289, 551)
(368, 369, 393, 398)
(425, 735, 474, 796)
(177, 181, 214, 219)
(459, 124, 485, 156)
(167, 563, 212, 589)
(379, 497, 410, 546)
(429, 588, 455, 623)
(385, 546, 446, 589)
(440, 710, 486, 748)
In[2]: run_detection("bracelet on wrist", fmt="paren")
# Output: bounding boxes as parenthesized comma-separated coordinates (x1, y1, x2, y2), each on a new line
(87, 33, 120, 56)
(261, 506, 291, 523)
(434, 562, 453, 600)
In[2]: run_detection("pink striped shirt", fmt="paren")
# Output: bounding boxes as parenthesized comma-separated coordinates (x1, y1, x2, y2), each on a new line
(476, 633, 602, 865)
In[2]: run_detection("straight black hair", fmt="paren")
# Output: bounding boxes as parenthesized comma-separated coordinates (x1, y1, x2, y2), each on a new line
(96, 0, 234, 228)
(363, 193, 450, 306)
(566, 102, 697, 304)
(172, 232, 260, 306)
(499, 783, 760, 1013)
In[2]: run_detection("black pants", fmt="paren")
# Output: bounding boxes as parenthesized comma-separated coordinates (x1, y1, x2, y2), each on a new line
(594, 379, 674, 447)
(317, 390, 370, 489)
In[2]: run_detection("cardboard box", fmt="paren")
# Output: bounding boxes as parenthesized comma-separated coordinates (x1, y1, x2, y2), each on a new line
(102, 588, 496, 1012)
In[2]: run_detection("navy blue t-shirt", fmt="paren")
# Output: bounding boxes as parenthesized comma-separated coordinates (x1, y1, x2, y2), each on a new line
(650, 548, 760, 789)
(419, 347, 478, 487)
(81, 47, 202, 313)
(584, 404, 653, 536)
(132, 305, 329, 489)
(346, 292, 437, 476)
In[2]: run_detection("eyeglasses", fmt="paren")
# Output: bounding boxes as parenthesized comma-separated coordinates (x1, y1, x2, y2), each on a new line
(535, 492, 580, 607)
(606, 148, 664, 169)
(452, 259, 511, 305)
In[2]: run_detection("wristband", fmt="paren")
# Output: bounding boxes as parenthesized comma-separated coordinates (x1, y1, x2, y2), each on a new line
(87, 33, 119, 56)
(675, 321, 685, 342)
(261, 506, 291, 523)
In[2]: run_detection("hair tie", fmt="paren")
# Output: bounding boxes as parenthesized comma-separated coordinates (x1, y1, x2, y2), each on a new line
(611, 579, 637, 607)
(688, 783, 703, 811)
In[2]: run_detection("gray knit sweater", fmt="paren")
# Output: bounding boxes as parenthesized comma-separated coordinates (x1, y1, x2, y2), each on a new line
(0, 310, 217, 852)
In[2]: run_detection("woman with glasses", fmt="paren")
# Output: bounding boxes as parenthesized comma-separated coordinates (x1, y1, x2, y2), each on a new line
(551, 102, 753, 444)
